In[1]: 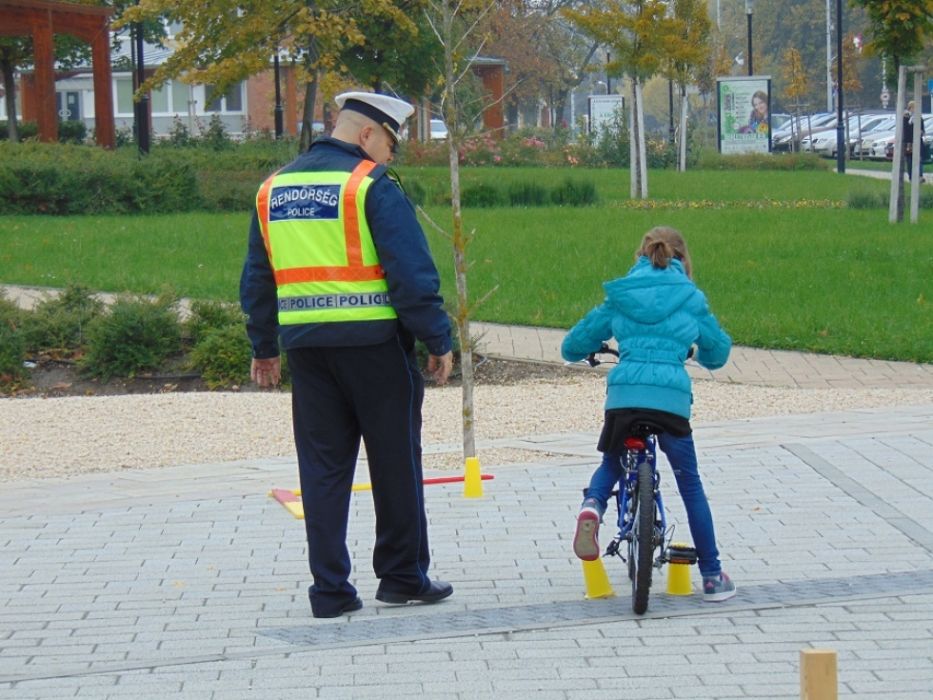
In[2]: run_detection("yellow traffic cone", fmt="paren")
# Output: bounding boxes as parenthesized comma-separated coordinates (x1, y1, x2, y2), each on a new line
(666, 542, 696, 596)
(463, 456, 483, 498)
(581, 557, 615, 599)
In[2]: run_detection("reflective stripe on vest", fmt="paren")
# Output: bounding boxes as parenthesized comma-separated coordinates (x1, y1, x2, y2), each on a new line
(256, 161, 397, 326)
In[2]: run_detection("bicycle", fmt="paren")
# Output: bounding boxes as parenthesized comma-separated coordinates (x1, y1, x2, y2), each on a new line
(583, 344, 698, 615)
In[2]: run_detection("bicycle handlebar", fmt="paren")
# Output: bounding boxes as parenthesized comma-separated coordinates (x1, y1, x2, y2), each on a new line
(584, 342, 618, 367)
(584, 343, 695, 367)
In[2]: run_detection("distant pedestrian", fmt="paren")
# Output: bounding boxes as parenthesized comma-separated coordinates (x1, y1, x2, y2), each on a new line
(903, 100, 925, 183)
(562, 226, 737, 602)
(240, 90, 454, 618)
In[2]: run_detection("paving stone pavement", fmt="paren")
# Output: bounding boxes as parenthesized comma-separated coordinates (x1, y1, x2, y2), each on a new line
(2, 402, 932, 698)
(2, 293, 933, 697)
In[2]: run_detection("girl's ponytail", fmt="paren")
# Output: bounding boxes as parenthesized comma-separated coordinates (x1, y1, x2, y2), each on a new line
(635, 226, 693, 279)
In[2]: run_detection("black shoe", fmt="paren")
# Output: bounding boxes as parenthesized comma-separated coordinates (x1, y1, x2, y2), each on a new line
(312, 596, 363, 619)
(375, 580, 453, 605)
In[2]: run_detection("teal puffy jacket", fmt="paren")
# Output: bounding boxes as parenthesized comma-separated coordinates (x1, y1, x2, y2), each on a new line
(561, 257, 731, 419)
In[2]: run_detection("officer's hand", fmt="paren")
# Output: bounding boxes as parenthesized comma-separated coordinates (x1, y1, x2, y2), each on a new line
(251, 357, 281, 388)
(427, 351, 453, 386)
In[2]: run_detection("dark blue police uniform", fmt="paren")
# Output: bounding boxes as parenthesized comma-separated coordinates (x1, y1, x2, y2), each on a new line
(240, 137, 452, 617)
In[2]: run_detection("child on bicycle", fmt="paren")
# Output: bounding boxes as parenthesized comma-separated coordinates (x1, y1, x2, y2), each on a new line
(561, 226, 736, 602)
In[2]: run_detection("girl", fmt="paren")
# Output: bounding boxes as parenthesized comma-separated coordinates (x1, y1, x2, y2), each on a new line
(561, 226, 735, 602)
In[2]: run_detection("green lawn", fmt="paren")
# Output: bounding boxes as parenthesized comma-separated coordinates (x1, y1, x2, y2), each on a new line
(1, 168, 931, 362)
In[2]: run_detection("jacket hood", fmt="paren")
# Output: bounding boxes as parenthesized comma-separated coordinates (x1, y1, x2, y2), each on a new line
(602, 257, 695, 324)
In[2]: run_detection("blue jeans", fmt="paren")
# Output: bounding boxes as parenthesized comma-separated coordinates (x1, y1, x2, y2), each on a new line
(582, 433, 722, 577)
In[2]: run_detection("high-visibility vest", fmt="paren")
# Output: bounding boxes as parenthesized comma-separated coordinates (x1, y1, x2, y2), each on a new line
(255, 160, 397, 327)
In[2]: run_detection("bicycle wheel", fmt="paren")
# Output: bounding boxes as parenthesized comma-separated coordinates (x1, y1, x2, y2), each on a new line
(630, 461, 656, 614)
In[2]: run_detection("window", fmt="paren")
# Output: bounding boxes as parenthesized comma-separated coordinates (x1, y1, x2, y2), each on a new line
(150, 83, 171, 114)
(205, 83, 243, 113)
(115, 77, 134, 115)
(172, 80, 190, 114)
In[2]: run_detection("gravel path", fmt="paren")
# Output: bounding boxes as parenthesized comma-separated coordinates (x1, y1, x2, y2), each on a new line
(3, 372, 932, 481)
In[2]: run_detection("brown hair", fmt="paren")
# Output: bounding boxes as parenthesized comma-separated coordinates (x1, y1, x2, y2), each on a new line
(635, 226, 693, 278)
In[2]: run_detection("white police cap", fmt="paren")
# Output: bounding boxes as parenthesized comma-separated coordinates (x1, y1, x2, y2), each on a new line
(335, 91, 414, 143)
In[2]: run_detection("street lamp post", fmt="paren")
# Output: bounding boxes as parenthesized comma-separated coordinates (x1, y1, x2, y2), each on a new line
(273, 49, 284, 139)
(606, 51, 611, 93)
(745, 0, 754, 76)
(133, 17, 150, 155)
(835, 0, 845, 173)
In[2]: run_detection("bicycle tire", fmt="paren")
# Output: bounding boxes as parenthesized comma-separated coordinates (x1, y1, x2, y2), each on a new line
(630, 460, 655, 614)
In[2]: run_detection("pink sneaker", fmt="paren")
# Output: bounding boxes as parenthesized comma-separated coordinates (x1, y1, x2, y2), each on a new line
(573, 507, 601, 561)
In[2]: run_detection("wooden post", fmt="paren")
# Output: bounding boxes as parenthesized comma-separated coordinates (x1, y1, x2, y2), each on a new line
(32, 22, 57, 143)
(91, 28, 115, 149)
(800, 649, 837, 700)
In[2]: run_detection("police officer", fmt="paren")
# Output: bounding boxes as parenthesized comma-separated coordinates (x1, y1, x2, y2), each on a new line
(240, 91, 454, 618)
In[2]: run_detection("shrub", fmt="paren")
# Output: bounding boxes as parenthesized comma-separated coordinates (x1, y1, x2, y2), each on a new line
(461, 182, 504, 207)
(188, 325, 253, 389)
(58, 120, 87, 144)
(0, 142, 201, 214)
(131, 153, 201, 212)
(550, 178, 598, 206)
(696, 151, 829, 171)
(197, 170, 258, 211)
(20, 284, 103, 356)
(184, 299, 245, 345)
(80, 294, 182, 380)
(508, 180, 549, 206)
(166, 117, 195, 147)
(0, 295, 27, 387)
(847, 190, 886, 209)
(0, 120, 38, 141)
(402, 178, 427, 207)
(203, 114, 233, 151)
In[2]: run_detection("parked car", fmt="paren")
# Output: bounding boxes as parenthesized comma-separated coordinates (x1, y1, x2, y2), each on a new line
(883, 115, 933, 161)
(846, 114, 896, 157)
(772, 113, 837, 152)
(803, 113, 895, 157)
(771, 112, 793, 131)
(429, 118, 448, 140)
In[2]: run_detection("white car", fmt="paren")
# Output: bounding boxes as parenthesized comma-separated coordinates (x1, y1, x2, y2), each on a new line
(867, 132, 897, 159)
(809, 114, 895, 157)
(429, 118, 448, 140)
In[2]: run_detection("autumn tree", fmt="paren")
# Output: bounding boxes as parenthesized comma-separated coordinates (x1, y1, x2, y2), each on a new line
(422, 0, 497, 469)
(482, 1, 599, 132)
(663, 0, 712, 171)
(563, 0, 675, 198)
(121, 0, 415, 151)
(338, 0, 442, 100)
(849, 0, 933, 222)
(782, 47, 810, 151)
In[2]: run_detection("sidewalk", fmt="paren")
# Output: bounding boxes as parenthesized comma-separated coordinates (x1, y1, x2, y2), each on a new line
(2, 291, 933, 698)
(472, 321, 933, 390)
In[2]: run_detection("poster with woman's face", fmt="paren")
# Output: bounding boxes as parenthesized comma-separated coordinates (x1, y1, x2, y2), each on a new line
(717, 77, 772, 154)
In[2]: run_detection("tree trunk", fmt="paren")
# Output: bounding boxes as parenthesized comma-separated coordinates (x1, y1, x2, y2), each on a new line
(1, 56, 18, 143)
(636, 78, 648, 198)
(629, 77, 639, 199)
(554, 89, 569, 131)
(678, 84, 689, 172)
(438, 1, 476, 461)
(298, 37, 320, 153)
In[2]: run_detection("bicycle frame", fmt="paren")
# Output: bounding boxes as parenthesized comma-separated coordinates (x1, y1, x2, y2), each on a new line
(613, 435, 667, 546)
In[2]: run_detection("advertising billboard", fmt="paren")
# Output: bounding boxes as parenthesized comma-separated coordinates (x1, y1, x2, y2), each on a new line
(717, 76, 772, 154)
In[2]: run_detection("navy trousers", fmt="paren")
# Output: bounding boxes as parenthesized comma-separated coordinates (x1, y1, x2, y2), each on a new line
(287, 335, 431, 616)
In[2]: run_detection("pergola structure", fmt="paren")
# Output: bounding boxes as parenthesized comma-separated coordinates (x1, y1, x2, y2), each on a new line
(0, 0, 115, 148)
